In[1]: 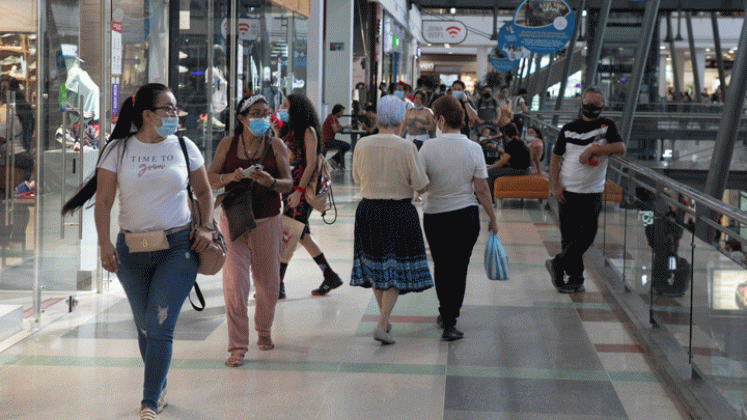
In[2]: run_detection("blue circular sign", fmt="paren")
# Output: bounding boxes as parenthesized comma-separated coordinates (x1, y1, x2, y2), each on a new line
(512, 0, 575, 55)
(490, 23, 529, 72)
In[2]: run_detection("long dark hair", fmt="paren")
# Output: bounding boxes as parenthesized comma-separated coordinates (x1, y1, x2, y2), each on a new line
(278, 93, 322, 154)
(62, 83, 171, 215)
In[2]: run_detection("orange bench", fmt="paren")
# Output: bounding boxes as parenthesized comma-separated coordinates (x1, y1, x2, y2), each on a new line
(493, 173, 549, 205)
(602, 180, 623, 203)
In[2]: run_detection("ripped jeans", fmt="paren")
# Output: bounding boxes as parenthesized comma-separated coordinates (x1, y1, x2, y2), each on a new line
(116, 229, 198, 411)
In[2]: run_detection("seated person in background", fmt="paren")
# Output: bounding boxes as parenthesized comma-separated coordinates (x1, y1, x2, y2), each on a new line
(526, 126, 545, 175)
(478, 126, 502, 166)
(486, 123, 531, 197)
(360, 103, 379, 138)
(322, 104, 352, 168)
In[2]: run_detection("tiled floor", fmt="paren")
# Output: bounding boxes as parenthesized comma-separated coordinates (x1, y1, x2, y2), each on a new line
(0, 170, 689, 419)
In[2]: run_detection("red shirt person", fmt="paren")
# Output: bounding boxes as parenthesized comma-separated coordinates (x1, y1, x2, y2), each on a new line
(322, 104, 351, 169)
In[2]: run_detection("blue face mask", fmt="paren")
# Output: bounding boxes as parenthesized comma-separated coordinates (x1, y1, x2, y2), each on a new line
(278, 109, 289, 122)
(248, 118, 271, 136)
(155, 116, 179, 137)
(452, 90, 463, 99)
(394, 90, 405, 99)
(415, 105, 424, 110)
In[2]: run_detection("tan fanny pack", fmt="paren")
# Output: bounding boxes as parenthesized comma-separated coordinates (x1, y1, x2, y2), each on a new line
(124, 231, 169, 252)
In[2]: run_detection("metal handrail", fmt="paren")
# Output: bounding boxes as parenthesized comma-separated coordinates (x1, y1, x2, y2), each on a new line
(526, 112, 747, 246)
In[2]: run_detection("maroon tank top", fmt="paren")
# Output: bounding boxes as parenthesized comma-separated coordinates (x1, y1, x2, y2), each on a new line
(223, 134, 281, 219)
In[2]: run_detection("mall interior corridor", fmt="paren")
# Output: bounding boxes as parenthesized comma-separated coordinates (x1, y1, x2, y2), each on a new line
(0, 170, 690, 420)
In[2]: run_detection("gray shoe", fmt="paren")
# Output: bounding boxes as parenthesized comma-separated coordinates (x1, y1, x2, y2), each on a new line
(442, 326, 464, 341)
(557, 283, 585, 294)
(545, 259, 565, 288)
(374, 329, 395, 345)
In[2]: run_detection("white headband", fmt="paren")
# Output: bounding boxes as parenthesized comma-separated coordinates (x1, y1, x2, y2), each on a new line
(239, 94, 267, 114)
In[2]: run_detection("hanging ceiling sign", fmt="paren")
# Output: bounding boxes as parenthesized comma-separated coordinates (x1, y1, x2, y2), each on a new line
(512, 0, 575, 55)
(422, 20, 467, 45)
(490, 24, 527, 72)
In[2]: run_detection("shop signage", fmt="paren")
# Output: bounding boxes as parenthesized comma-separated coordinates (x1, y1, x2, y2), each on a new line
(111, 21, 122, 76)
(330, 42, 344, 51)
(221, 18, 260, 41)
(422, 20, 467, 45)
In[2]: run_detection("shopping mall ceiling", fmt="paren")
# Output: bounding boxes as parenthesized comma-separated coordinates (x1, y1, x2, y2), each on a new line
(411, 0, 747, 11)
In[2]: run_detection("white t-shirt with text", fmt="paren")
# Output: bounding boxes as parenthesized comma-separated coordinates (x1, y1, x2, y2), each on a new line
(97, 135, 204, 232)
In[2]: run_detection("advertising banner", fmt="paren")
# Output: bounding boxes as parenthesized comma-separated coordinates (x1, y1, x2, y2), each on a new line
(511, 0, 575, 55)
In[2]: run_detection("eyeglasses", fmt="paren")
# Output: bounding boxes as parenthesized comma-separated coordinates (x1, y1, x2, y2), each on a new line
(247, 111, 270, 119)
(152, 106, 179, 116)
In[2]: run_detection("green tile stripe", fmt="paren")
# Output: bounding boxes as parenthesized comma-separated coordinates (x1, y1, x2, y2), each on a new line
(1, 354, 660, 382)
(533, 301, 613, 310)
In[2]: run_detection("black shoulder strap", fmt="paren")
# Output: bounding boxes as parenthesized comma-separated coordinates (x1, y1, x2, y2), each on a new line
(177, 136, 206, 312)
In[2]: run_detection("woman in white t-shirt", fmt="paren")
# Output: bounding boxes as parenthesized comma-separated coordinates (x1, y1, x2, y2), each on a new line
(63, 83, 215, 420)
(419, 95, 498, 342)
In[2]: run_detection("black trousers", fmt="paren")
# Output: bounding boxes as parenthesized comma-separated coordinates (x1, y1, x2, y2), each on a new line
(555, 191, 602, 284)
(423, 206, 480, 328)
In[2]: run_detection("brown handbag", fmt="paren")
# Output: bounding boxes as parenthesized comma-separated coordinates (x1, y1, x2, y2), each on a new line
(178, 137, 227, 310)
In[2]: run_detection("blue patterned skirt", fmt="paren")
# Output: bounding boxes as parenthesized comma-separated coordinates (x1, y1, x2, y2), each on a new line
(350, 199, 433, 294)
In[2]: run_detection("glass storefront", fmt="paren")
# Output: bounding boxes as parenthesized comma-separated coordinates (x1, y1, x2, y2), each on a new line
(0, 0, 307, 330)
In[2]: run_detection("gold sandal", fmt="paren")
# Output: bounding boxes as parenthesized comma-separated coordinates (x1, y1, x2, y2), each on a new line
(225, 353, 244, 367)
(257, 336, 275, 351)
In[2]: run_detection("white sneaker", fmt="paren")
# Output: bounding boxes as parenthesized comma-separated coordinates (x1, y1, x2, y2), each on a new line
(157, 387, 167, 413)
(139, 407, 157, 420)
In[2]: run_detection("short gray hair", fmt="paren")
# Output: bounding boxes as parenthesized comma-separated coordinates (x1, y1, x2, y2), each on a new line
(377, 95, 406, 127)
(582, 86, 606, 105)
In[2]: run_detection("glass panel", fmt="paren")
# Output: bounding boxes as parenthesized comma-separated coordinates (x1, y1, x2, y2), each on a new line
(0, 27, 37, 329)
(600, 162, 747, 415)
(174, 0, 307, 168)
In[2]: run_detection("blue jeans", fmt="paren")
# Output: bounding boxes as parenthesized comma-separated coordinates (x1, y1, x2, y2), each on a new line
(116, 229, 198, 411)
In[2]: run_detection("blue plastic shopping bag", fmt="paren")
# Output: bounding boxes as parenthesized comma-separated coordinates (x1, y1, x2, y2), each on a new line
(484, 232, 509, 281)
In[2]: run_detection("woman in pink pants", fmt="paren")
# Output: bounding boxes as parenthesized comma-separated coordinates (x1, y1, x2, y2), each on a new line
(208, 95, 293, 367)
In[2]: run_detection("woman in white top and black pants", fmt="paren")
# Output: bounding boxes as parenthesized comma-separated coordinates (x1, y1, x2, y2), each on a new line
(419, 95, 499, 341)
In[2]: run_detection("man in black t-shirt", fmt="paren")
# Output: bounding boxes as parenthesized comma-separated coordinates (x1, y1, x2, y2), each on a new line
(546, 86, 626, 293)
(486, 123, 531, 197)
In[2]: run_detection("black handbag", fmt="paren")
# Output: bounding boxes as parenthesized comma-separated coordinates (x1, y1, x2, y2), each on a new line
(221, 188, 256, 241)
(220, 135, 271, 242)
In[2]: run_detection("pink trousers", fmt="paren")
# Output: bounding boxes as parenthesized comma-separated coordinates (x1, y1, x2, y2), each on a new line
(221, 213, 282, 355)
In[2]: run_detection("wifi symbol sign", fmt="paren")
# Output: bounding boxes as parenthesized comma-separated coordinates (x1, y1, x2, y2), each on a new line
(446, 26, 461, 38)
(238, 22, 251, 37)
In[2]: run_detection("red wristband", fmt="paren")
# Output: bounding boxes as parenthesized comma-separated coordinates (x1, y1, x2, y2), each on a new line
(293, 186, 306, 193)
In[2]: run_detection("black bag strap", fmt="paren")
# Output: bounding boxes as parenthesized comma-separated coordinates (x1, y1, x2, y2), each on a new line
(178, 136, 206, 312)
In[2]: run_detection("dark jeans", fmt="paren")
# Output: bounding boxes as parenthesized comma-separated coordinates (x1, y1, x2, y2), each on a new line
(116, 229, 198, 411)
(555, 191, 602, 284)
(323, 138, 351, 167)
(423, 206, 480, 328)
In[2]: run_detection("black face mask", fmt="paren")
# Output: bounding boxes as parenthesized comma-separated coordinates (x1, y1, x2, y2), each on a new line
(581, 103, 603, 119)
(482, 92, 491, 99)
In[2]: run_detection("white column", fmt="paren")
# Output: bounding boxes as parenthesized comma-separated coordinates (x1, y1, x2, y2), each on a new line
(659, 54, 668, 99)
(307, 0, 324, 115)
(476, 46, 489, 84)
(675, 48, 687, 93)
(324, 0, 354, 115)
(695, 48, 707, 95)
